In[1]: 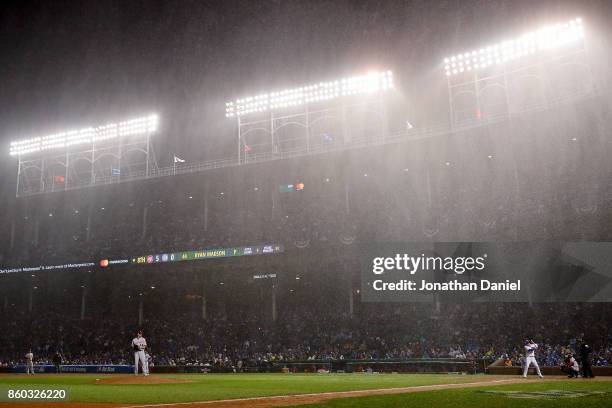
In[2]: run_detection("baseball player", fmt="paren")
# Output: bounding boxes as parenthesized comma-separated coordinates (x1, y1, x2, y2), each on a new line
(522, 339, 543, 378)
(561, 354, 580, 378)
(579, 341, 595, 378)
(145, 351, 153, 369)
(25, 349, 34, 375)
(132, 330, 149, 376)
(52, 351, 63, 374)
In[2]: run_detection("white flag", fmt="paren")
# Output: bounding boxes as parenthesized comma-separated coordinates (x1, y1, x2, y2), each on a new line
(174, 155, 185, 163)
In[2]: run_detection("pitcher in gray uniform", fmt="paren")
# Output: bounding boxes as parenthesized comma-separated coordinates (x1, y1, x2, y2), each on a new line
(25, 350, 34, 375)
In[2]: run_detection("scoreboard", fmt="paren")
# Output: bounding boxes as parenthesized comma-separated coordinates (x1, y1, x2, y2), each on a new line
(0, 244, 284, 274)
(131, 244, 284, 265)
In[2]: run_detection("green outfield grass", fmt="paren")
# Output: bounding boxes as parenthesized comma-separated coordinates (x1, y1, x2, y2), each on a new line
(0, 373, 486, 404)
(0, 373, 610, 406)
(302, 379, 612, 408)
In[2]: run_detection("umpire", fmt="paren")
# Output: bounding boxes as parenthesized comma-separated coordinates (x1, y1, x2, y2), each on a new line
(52, 351, 63, 374)
(579, 341, 595, 378)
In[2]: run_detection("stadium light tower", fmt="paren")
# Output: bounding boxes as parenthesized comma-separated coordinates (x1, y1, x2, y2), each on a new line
(443, 18, 584, 77)
(443, 18, 593, 129)
(11, 114, 159, 197)
(10, 114, 158, 157)
(224, 70, 394, 164)
(225, 71, 393, 118)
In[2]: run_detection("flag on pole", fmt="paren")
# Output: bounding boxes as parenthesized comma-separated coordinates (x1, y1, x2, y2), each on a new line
(174, 155, 186, 163)
(54, 175, 65, 183)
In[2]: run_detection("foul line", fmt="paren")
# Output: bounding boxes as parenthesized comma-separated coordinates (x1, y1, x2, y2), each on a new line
(119, 379, 519, 408)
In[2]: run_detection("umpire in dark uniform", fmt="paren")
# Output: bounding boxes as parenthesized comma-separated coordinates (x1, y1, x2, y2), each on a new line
(52, 351, 62, 374)
(579, 341, 595, 378)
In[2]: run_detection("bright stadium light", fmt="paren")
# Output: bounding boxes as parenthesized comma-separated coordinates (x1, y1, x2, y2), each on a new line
(9, 114, 158, 157)
(443, 18, 585, 77)
(225, 70, 393, 118)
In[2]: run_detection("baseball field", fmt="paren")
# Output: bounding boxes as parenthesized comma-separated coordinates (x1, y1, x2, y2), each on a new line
(0, 373, 610, 407)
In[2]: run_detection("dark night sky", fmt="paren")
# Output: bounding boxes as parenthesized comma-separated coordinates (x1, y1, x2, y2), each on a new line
(0, 0, 609, 192)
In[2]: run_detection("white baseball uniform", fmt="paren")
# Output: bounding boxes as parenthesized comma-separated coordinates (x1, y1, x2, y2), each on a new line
(146, 352, 153, 368)
(522, 342, 543, 378)
(25, 352, 34, 375)
(132, 336, 149, 376)
(567, 356, 580, 374)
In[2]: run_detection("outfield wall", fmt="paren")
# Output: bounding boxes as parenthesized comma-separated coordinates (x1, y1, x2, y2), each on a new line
(273, 359, 482, 374)
(2, 361, 610, 375)
(0, 359, 481, 374)
(5, 365, 133, 374)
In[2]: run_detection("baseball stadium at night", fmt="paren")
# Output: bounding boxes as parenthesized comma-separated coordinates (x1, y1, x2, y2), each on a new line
(0, 1, 611, 407)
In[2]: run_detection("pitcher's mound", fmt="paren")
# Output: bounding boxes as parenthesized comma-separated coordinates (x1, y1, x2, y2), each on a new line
(93, 375, 194, 385)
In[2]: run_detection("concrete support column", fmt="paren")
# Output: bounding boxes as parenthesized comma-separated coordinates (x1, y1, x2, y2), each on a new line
(138, 296, 144, 326)
(349, 287, 354, 317)
(28, 287, 33, 312)
(141, 206, 148, 239)
(345, 183, 350, 214)
(271, 285, 277, 322)
(86, 211, 92, 241)
(203, 197, 208, 232)
(201, 283, 207, 320)
(9, 220, 15, 250)
(80, 286, 87, 320)
(33, 218, 40, 246)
